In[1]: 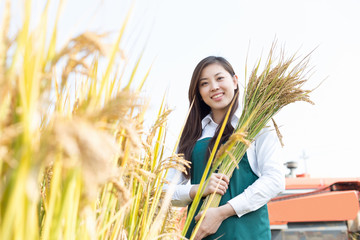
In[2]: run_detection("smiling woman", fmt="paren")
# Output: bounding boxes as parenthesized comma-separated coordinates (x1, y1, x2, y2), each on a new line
(178, 56, 241, 177)
(169, 56, 285, 240)
(198, 62, 238, 124)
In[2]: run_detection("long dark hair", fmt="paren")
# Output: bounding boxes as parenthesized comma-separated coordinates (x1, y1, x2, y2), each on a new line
(178, 56, 239, 178)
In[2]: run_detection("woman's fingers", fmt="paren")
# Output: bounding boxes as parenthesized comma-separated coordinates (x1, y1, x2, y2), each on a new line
(204, 173, 229, 196)
(209, 182, 226, 194)
(194, 211, 203, 222)
(192, 208, 224, 240)
(213, 173, 230, 184)
(212, 173, 229, 189)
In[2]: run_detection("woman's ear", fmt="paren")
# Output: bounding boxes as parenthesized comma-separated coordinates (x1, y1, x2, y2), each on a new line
(233, 75, 238, 89)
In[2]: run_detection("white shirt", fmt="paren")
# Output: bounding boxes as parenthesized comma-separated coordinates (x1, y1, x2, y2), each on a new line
(166, 107, 285, 218)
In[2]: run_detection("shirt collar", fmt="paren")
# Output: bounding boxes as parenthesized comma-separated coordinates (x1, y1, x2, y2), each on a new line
(201, 105, 242, 129)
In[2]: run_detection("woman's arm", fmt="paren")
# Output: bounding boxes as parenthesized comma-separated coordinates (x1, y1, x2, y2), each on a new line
(227, 128, 286, 217)
(165, 168, 230, 207)
(165, 167, 193, 207)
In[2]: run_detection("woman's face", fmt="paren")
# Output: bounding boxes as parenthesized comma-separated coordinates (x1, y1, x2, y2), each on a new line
(198, 63, 238, 121)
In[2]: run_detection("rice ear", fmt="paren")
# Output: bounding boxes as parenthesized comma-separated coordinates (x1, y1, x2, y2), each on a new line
(50, 117, 119, 199)
(271, 118, 284, 147)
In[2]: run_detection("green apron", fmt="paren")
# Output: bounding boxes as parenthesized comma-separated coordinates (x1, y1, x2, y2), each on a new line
(186, 138, 270, 240)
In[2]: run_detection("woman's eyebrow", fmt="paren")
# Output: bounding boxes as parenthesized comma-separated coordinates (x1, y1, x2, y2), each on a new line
(214, 72, 223, 76)
(199, 72, 223, 81)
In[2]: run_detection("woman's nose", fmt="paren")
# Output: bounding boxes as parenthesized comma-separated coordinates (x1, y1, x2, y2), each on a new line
(211, 82, 219, 91)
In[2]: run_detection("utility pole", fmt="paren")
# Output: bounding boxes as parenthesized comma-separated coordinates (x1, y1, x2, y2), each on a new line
(300, 150, 309, 174)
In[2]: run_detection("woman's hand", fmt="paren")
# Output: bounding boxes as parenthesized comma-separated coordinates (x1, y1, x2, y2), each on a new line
(192, 203, 236, 240)
(190, 173, 230, 199)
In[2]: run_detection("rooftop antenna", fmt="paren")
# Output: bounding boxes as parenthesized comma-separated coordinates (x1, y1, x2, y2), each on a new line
(285, 161, 298, 178)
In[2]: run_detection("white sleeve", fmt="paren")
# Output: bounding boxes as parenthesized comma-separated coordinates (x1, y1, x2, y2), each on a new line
(227, 128, 285, 217)
(164, 167, 193, 207)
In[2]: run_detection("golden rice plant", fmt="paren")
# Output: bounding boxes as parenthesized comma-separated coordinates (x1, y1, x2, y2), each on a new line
(0, 1, 187, 239)
(183, 44, 316, 238)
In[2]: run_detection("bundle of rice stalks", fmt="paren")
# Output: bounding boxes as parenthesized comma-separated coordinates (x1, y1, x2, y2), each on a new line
(213, 45, 314, 178)
(185, 44, 316, 238)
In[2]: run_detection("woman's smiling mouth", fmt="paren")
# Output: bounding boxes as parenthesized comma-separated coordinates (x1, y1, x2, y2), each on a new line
(211, 92, 224, 100)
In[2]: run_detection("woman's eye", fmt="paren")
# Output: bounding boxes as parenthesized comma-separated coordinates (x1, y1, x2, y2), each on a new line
(217, 77, 224, 81)
(200, 82, 208, 87)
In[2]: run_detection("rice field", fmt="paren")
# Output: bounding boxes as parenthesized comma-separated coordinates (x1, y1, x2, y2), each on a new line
(0, 1, 187, 239)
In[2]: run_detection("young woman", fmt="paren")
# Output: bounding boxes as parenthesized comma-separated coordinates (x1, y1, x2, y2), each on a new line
(168, 56, 285, 240)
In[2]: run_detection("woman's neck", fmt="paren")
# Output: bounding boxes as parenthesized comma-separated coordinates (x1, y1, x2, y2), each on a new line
(211, 109, 226, 124)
